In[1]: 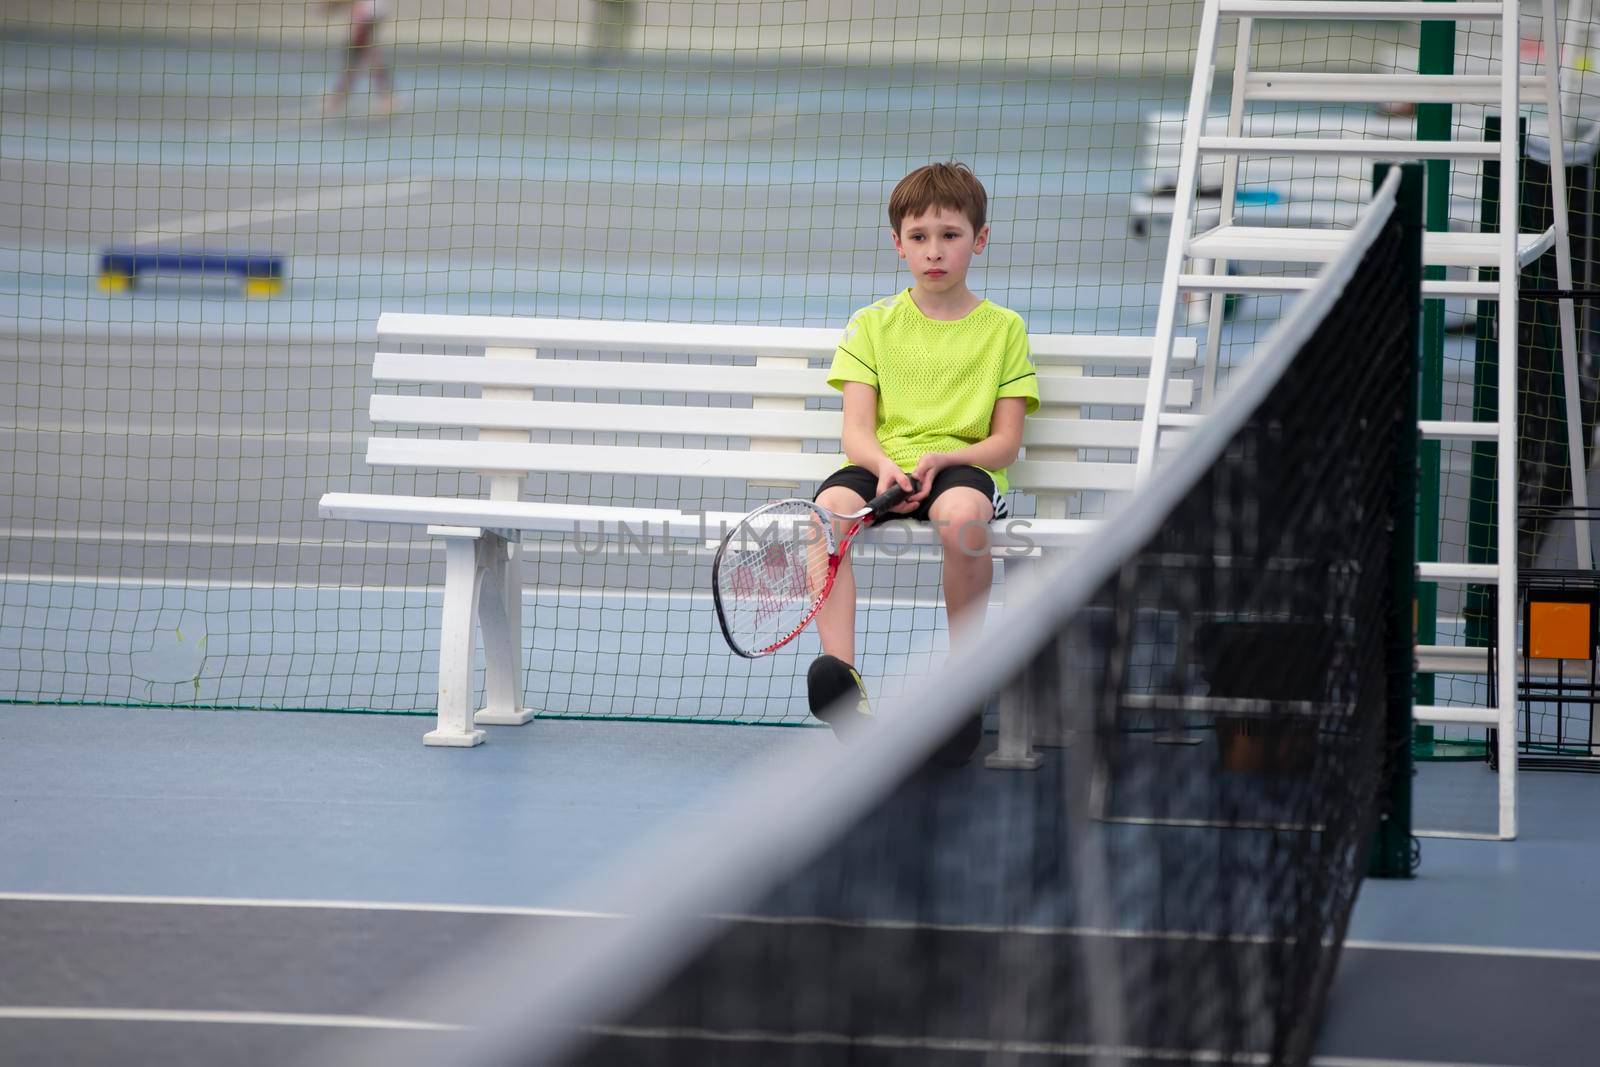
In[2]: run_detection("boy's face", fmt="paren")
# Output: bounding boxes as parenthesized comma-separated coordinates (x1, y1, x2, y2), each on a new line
(892, 207, 989, 295)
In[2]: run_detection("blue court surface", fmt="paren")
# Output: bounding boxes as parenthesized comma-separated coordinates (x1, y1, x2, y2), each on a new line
(2, 704, 1599, 1066)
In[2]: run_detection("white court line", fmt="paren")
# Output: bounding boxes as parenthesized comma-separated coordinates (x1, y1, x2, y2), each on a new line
(1313, 1060, 1522, 1067)
(124, 179, 432, 246)
(1343, 937, 1600, 963)
(0, 420, 364, 445)
(0, 527, 420, 549)
(0, 571, 684, 598)
(1414, 829, 1505, 842)
(0, 891, 616, 919)
(5, 893, 1600, 964)
(0, 530, 947, 571)
(0, 1006, 459, 1031)
(724, 912, 1287, 945)
(1103, 815, 1325, 833)
(2, 572, 435, 592)
(0, 575, 717, 602)
(0, 572, 943, 609)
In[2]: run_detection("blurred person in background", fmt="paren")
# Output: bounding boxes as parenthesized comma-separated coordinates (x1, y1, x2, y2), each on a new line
(321, 0, 397, 118)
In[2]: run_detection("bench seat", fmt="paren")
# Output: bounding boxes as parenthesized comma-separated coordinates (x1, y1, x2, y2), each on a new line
(318, 492, 1102, 550)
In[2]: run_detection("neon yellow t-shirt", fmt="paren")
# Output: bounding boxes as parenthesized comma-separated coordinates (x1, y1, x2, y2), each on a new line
(826, 289, 1039, 494)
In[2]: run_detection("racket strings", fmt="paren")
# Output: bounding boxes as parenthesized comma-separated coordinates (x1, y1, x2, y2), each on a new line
(717, 501, 837, 654)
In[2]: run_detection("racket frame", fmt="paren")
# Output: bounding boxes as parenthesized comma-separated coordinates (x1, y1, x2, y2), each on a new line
(711, 481, 914, 658)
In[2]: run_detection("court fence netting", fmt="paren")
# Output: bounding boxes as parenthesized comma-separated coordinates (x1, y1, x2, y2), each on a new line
(9, 1, 1562, 734)
(318, 166, 1421, 1067)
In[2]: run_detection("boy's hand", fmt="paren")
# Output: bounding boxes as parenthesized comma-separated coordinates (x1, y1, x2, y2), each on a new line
(875, 462, 920, 514)
(906, 453, 949, 506)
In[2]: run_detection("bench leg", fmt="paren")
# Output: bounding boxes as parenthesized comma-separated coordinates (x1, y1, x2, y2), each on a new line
(985, 687, 1042, 770)
(474, 534, 533, 727)
(985, 554, 1042, 770)
(426, 529, 487, 747)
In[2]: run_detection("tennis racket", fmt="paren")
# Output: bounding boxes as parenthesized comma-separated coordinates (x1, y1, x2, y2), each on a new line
(712, 479, 917, 658)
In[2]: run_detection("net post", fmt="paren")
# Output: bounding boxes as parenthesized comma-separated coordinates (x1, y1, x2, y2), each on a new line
(1371, 161, 1423, 879)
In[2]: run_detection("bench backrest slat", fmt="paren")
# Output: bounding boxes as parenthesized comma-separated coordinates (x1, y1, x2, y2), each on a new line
(369, 395, 1146, 451)
(376, 313, 1199, 368)
(374, 352, 826, 398)
(371, 352, 1191, 408)
(366, 439, 1140, 493)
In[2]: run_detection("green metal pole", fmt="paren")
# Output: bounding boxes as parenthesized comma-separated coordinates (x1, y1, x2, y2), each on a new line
(1412, 4, 1455, 756)
(1372, 161, 1423, 880)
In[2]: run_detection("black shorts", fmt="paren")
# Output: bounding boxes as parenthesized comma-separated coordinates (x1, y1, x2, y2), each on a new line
(814, 464, 1009, 523)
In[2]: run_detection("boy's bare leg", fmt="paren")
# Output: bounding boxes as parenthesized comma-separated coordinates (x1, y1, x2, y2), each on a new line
(929, 488, 994, 649)
(813, 486, 866, 665)
(927, 487, 994, 765)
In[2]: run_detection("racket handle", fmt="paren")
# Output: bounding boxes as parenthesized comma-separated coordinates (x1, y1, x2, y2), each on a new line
(865, 476, 920, 517)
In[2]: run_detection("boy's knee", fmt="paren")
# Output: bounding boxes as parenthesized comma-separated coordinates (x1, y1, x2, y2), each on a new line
(931, 491, 991, 534)
(935, 510, 992, 556)
(816, 486, 865, 514)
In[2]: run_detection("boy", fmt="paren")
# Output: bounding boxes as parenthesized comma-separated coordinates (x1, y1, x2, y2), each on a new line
(808, 161, 1038, 765)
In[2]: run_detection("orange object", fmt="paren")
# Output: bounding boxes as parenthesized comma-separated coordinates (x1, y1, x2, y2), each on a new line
(1528, 600, 1593, 661)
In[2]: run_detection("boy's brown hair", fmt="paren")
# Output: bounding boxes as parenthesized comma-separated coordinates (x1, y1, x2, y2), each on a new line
(887, 162, 988, 234)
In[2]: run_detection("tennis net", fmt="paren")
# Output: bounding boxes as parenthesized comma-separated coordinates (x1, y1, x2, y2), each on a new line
(327, 167, 1419, 1067)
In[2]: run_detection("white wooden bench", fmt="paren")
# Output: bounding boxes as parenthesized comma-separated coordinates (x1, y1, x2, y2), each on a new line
(318, 314, 1197, 765)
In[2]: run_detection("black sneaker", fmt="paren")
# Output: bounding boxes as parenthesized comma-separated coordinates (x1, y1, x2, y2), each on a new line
(807, 655, 873, 740)
(927, 711, 984, 768)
